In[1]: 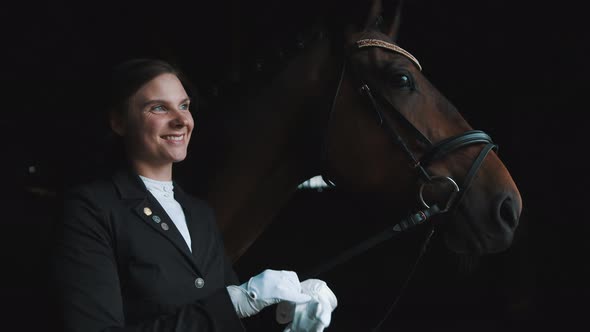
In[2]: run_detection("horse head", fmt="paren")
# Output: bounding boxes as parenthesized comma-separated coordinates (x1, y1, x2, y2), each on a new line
(322, 0, 522, 254)
(194, 0, 522, 260)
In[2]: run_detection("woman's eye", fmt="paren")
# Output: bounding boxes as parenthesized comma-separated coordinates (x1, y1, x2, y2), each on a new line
(152, 105, 166, 112)
(179, 103, 189, 110)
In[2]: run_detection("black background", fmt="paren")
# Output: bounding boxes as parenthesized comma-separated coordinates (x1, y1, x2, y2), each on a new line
(2, 0, 588, 330)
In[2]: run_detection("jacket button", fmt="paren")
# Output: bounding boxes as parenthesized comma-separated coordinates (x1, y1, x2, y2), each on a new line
(194, 277, 205, 288)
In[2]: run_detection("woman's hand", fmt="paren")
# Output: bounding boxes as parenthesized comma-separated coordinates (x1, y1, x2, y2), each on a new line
(276, 279, 338, 332)
(226, 269, 312, 318)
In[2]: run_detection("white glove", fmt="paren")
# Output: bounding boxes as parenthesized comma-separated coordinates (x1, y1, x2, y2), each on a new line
(226, 269, 312, 318)
(276, 279, 338, 332)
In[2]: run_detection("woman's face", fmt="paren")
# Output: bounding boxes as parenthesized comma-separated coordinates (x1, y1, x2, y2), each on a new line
(113, 73, 194, 167)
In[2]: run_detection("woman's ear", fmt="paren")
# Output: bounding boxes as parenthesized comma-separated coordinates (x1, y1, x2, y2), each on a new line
(110, 110, 126, 136)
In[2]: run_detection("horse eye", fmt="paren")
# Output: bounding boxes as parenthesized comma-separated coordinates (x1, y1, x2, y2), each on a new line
(391, 74, 413, 89)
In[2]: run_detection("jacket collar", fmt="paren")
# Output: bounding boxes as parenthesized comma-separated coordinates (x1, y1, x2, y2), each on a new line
(111, 167, 205, 276)
(112, 168, 150, 200)
(112, 167, 190, 201)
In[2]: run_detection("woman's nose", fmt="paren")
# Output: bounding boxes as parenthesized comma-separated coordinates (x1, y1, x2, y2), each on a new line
(170, 110, 191, 127)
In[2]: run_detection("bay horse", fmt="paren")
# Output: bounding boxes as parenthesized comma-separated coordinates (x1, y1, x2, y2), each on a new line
(188, 0, 522, 265)
(181, 0, 523, 329)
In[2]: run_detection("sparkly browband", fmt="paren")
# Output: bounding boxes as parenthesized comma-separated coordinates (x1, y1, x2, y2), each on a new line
(355, 39, 422, 71)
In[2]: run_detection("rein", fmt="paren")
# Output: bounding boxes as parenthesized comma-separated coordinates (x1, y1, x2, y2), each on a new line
(312, 38, 498, 330)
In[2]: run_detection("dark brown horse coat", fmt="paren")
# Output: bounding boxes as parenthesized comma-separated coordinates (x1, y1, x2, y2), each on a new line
(52, 169, 244, 331)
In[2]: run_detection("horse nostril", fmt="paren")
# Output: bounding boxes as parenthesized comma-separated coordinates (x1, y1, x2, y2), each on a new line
(499, 196, 518, 229)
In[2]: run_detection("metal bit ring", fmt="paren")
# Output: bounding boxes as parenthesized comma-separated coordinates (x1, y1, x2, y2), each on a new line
(418, 176, 460, 213)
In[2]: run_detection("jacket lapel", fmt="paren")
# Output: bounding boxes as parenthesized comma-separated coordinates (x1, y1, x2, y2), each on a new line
(112, 169, 204, 276)
(173, 186, 217, 272)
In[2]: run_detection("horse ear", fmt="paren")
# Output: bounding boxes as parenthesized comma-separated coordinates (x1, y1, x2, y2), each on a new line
(382, 0, 404, 42)
(363, 0, 383, 30)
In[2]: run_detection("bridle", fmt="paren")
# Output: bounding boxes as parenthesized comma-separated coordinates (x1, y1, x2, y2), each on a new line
(311, 37, 498, 330)
(322, 38, 498, 215)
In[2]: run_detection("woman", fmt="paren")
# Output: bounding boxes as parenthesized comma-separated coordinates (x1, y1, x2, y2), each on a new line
(52, 59, 336, 331)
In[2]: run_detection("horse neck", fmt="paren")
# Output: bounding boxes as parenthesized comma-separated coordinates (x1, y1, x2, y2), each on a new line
(206, 41, 339, 260)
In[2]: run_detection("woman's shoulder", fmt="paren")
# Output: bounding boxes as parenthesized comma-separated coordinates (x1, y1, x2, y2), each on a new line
(63, 173, 119, 206)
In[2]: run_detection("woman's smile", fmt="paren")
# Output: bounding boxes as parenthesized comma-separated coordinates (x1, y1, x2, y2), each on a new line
(161, 133, 186, 144)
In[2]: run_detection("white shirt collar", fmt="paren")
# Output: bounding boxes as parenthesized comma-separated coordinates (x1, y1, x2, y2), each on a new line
(139, 175, 174, 194)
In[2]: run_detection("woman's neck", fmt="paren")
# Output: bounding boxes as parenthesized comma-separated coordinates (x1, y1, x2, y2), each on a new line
(132, 160, 173, 181)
